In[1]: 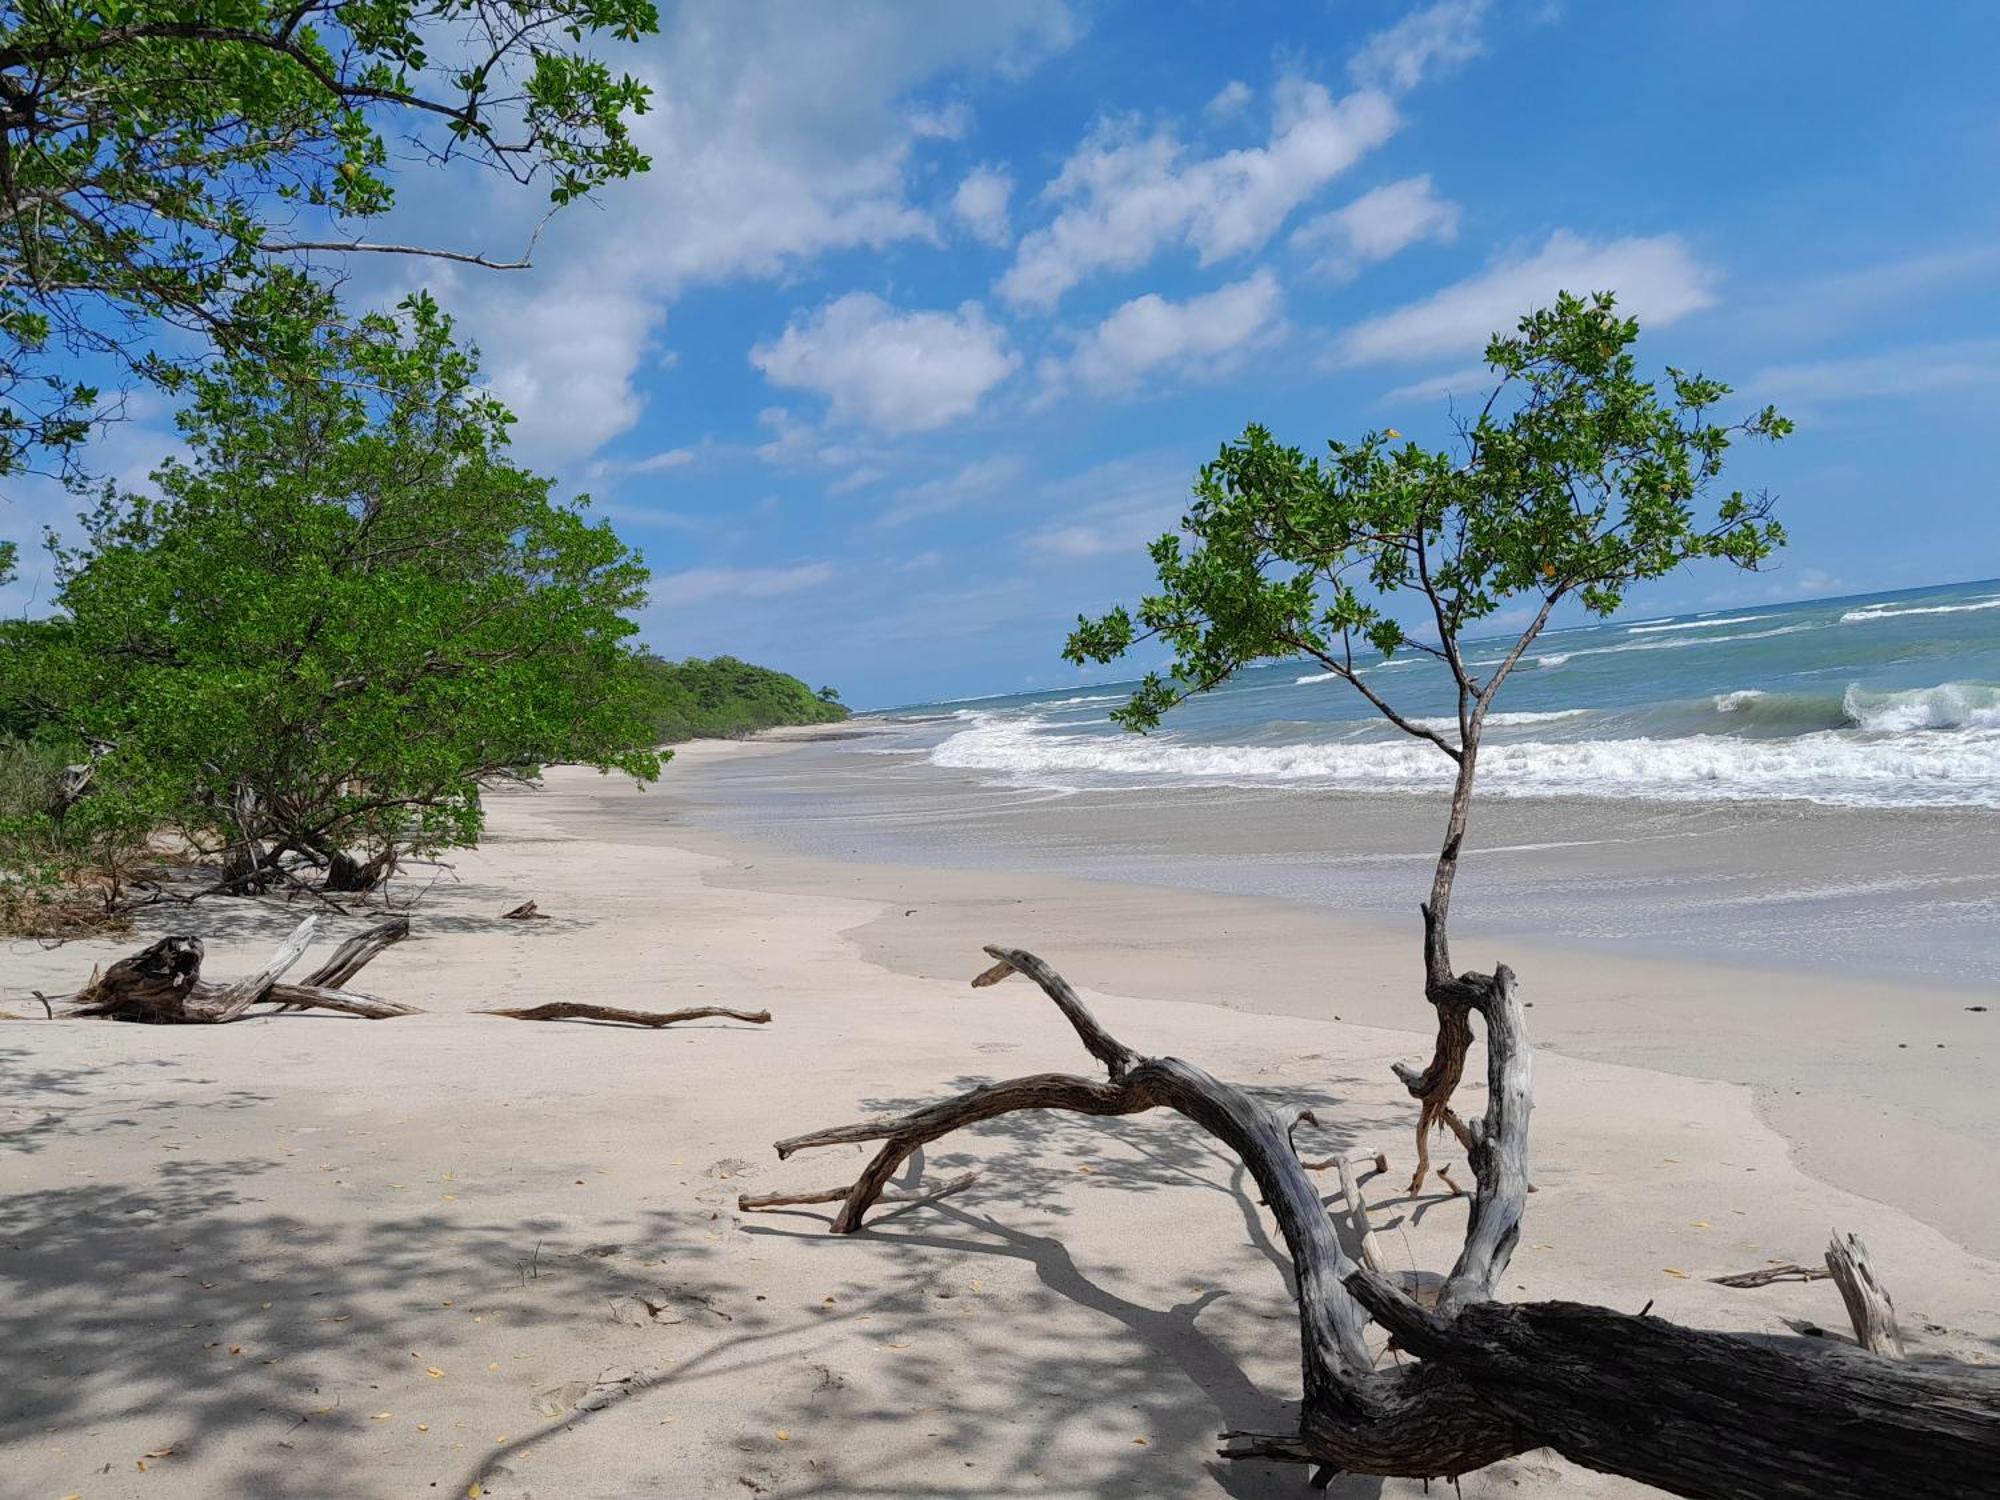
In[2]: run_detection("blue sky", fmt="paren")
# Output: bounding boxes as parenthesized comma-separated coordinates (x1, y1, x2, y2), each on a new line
(9, 1, 2000, 707)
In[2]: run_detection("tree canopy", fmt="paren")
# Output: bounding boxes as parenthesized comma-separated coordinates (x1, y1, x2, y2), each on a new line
(0, 0, 657, 480)
(1066, 293, 1791, 751)
(8, 293, 659, 893)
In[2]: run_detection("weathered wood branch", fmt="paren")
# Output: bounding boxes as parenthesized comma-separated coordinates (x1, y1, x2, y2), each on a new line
(738, 1170, 980, 1214)
(763, 944, 2000, 1496)
(477, 1002, 772, 1027)
(301, 917, 409, 988)
(1709, 1262, 1833, 1289)
(1347, 1275, 1997, 1496)
(55, 919, 414, 1022)
(1825, 1231, 1905, 1358)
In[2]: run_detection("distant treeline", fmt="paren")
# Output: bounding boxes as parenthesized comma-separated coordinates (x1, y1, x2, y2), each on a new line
(635, 655, 849, 743)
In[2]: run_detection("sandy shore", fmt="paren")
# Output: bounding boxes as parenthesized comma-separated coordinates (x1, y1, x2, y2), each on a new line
(4, 745, 1997, 1498)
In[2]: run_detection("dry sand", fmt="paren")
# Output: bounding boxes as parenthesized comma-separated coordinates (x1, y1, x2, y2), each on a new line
(4, 744, 1997, 1499)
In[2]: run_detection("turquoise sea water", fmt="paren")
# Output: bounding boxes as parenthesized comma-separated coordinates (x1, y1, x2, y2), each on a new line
(881, 578, 2000, 810)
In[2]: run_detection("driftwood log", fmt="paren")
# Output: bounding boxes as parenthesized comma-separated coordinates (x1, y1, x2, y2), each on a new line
(62, 917, 418, 1021)
(38, 920, 771, 1030)
(755, 945, 2000, 1497)
(477, 1002, 772, 1028)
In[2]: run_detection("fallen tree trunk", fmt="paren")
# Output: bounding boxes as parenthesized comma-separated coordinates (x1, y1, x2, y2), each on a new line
(760, 945, 2000, 1497)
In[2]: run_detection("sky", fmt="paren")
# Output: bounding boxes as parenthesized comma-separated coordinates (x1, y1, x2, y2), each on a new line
(8, 1, 2000, 707)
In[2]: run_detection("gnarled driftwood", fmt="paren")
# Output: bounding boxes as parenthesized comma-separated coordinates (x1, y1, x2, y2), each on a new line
(759, 944, 2000, 1497)
(52, 917, 416, 1021)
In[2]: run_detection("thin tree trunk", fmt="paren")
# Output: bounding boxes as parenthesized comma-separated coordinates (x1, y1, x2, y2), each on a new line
(1397, 733, 1485, 1193)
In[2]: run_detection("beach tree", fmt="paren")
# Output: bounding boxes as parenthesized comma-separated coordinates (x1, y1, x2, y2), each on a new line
(1064, 292, 1791, 1186)
(17, 292, 660, 894)
(745, 298, 1989, 1491)
(0, 0, 656, 483)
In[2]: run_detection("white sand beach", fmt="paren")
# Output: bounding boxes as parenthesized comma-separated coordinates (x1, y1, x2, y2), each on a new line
(4, 742, 1997, 1499)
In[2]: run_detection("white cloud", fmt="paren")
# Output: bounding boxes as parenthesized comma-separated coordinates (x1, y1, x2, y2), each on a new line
(951, 165, 1016, 247)
(1379, 364, 1491, 405)
(1293, 174, 1459, 278)
(751, 294, 1020, 433)
(908, 100, 973, 140)
(878, 453, 1027, 526)
(1060, 269, 1286, 394)
(630, 447, 697, 474)
(476, 272, 658, 465)
(396, 2, 1079, 466)
(650, 561, 837, 609)
(1205, 79, 1253, 121)
(1017, 452, 1192, 559)
(1334, 230, 1717, 366)
(999, 75, 1399, 308)
(1749, 340, 2000, 404)
(589, 446, 697, 480)
(1348, 0, 1490, 94)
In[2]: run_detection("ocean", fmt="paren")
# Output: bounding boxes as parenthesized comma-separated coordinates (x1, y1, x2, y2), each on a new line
(886, 578, 2000, 810)
(646, 577, 1999, 989)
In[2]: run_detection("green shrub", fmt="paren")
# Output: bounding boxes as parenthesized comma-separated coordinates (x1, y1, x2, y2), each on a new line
(633, 655, 850, 743)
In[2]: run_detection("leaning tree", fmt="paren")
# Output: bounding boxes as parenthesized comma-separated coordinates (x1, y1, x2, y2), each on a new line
(1066, 292, 1791, 1189)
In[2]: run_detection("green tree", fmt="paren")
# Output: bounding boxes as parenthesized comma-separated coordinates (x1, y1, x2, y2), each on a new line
(1066, 292, 1790, 1184)
(20, 292, 659, 894)
(0, 0, 657, 481)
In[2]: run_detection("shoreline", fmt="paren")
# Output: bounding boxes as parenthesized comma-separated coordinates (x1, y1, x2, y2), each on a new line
(3, 748, 1997, 1497)
(595, 736, 1998, 1259)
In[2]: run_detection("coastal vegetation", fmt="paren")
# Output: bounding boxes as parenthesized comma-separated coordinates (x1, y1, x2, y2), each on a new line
(2, 299, 659, 905)
(1067, 292, 1791, 1190)
(633, 654, 848, 743)
(0, 304, 849, 924)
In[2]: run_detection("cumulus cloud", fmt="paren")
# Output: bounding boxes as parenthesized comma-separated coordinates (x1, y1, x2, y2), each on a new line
(650, 561, 838, 609)
(750, 294, 1020, 433)
(1293, 174, 1459, 278)
(1334, 230, 1717, 366)
(1058, 269, 1286, 394)
(999, 76, 1399, 308)
(387, 2, 1079, 466)
(1348, 0, 1490, 94)
(951, 165, 1016, 246)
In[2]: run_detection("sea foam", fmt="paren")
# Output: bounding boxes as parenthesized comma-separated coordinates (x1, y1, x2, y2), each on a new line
(928, 705, 2000, 808)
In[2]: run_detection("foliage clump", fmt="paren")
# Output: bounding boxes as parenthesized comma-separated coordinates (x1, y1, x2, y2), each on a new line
(0, 0, 658, 480)
(634, 656, 849, 744)
(7, 295, 660, 897)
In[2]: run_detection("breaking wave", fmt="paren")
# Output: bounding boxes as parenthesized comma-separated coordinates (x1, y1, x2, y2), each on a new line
(1841, 597, 2000, 624)
(928, 687, 2000, 809)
